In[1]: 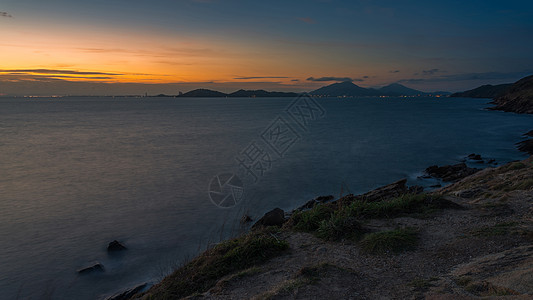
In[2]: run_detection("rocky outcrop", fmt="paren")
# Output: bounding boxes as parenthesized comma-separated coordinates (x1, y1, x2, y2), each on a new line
(252, 208, 286, 229)
(108, 240, 127, 252)
(106, 283, 148, 300)
(296, 195, 334, 211)
(425, 163, 480, 182)
(77, 262, 104, 274)
(359, 179, 410, 202)
(490, 75, 533, 114)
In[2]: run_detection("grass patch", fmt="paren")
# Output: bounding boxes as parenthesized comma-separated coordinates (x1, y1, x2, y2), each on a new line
(290, 205, 334, 232)
(471, 222, 519, 237)
(506, 162, 527, 171)
(454, 276, 472, 287)
(315, 209, 364, 241)
(464, 281, 519, 296)
(144, 230, 288, 299)
(512, 178, 533, 190)
(235, 266, 262, 278)
(297, 262, 331, 283)
(359, 228, 418, 254)
(408, 277, 436, 291)
(289, 194, 457, 241)
(348, 194, 457, 219)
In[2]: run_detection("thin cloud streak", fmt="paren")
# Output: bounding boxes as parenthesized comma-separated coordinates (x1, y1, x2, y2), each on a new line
(0, 11, 12, 18)
(399, 71, 533, 84)
(0, 69, 123, 76)
(307, 76, 362, 82)
(233, 76, 290, 80)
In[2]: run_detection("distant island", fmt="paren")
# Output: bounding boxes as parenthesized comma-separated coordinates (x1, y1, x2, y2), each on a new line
(309, 81, 449, 97)
(164, 82, 449, 98)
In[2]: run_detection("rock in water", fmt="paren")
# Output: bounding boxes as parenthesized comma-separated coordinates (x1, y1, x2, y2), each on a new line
(425, 163, 480, 182)
(467, 153, 483, 161)
(240, 214, 253, 224)
(106, 283, 148, 300)
(78, 262, 104, 274)
(107, 240, 127, 252)
(252, 208, 285, 229)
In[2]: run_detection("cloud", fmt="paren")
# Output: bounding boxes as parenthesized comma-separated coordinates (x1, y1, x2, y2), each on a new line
(297, 17, 316, 24)
(0, 11, 12, 18)
(233, 76, 290, 80)
(389, 70, 400, 73)
(421, 68, 442, 76)
(398, 71, 533, 84)
(0, 69, 122, 76)
(307, 76, 362, 82)
(0, 69, 127, 83)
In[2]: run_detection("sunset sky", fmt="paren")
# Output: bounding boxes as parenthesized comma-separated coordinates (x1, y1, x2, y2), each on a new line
(1, 0, 533, 95)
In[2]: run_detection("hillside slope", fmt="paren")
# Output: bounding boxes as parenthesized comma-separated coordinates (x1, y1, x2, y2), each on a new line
(131, 157, 533, 299)
(490, 75, 533, 114)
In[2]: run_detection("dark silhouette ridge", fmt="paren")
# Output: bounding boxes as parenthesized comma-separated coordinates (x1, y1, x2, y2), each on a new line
(310, 81, 429, 97)
(489, 75, 533, 114)
(450, 84, 511, 98)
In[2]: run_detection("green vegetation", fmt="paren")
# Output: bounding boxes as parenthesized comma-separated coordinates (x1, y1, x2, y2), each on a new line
(463, 281, 519, 296)
(471, 222, 519, 237)
(505, 162, 527, 171)
(289, 193, 457, 241)
(298, 262, 332, 283)
(316, 209, 364, 241)
(359, 228, 418, 254)
(291, 205, 334, 232)
(145, 230, 288, 299)
(454, 276, 472, 287)
(408, 277, 436, 291)
(513, 178, 533, 190)
(348, 194, 456, 219)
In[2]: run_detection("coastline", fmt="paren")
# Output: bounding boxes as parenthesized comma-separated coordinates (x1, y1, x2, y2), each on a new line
(115, 82, 533, 299)
(121, 152, 532, 299)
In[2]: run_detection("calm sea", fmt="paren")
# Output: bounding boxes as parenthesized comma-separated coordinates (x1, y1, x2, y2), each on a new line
(1, 96, 531, 299)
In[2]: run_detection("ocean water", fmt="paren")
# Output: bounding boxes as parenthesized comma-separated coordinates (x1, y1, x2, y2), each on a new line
(0, 96, 531, 299)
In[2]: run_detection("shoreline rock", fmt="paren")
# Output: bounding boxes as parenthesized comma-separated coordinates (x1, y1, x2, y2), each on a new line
(77, 262, 104, 274)
(425, 163, 480, 182)
(108, 240, 127, 252)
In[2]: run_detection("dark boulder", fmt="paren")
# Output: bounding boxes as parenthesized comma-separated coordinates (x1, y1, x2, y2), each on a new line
(107, 240, 127, 252)
(252, 208, 285, 229)
(425, 163, 480, 182)
(240, 214, 253, 224)
(517, 139, 533, 155)
(408, 185, 424, 194)
(296, 195, 334, 211)
(360, 179, 409, 202)
(315, 195, 334, 203)
(78, 262, 104, 274)
(106, 283, 148, 300)
(467, 153, 483, 161)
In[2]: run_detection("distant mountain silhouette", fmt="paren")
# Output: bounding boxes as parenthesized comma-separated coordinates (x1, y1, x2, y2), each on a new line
(311, 81, 380, 97)
(176, 82, 441, 98)
(310, 81, 426, 97)
(450, 84, 511, 98)
(177, 88, 298, 98)
(378, 83, 426, 96)
(228, 89, 298, 97)
(490, 75, 533, 114)
(179, 89, 228, 97)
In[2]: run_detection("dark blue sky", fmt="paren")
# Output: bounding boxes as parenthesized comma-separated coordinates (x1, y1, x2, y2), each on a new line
(1, 0, 533, 94)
